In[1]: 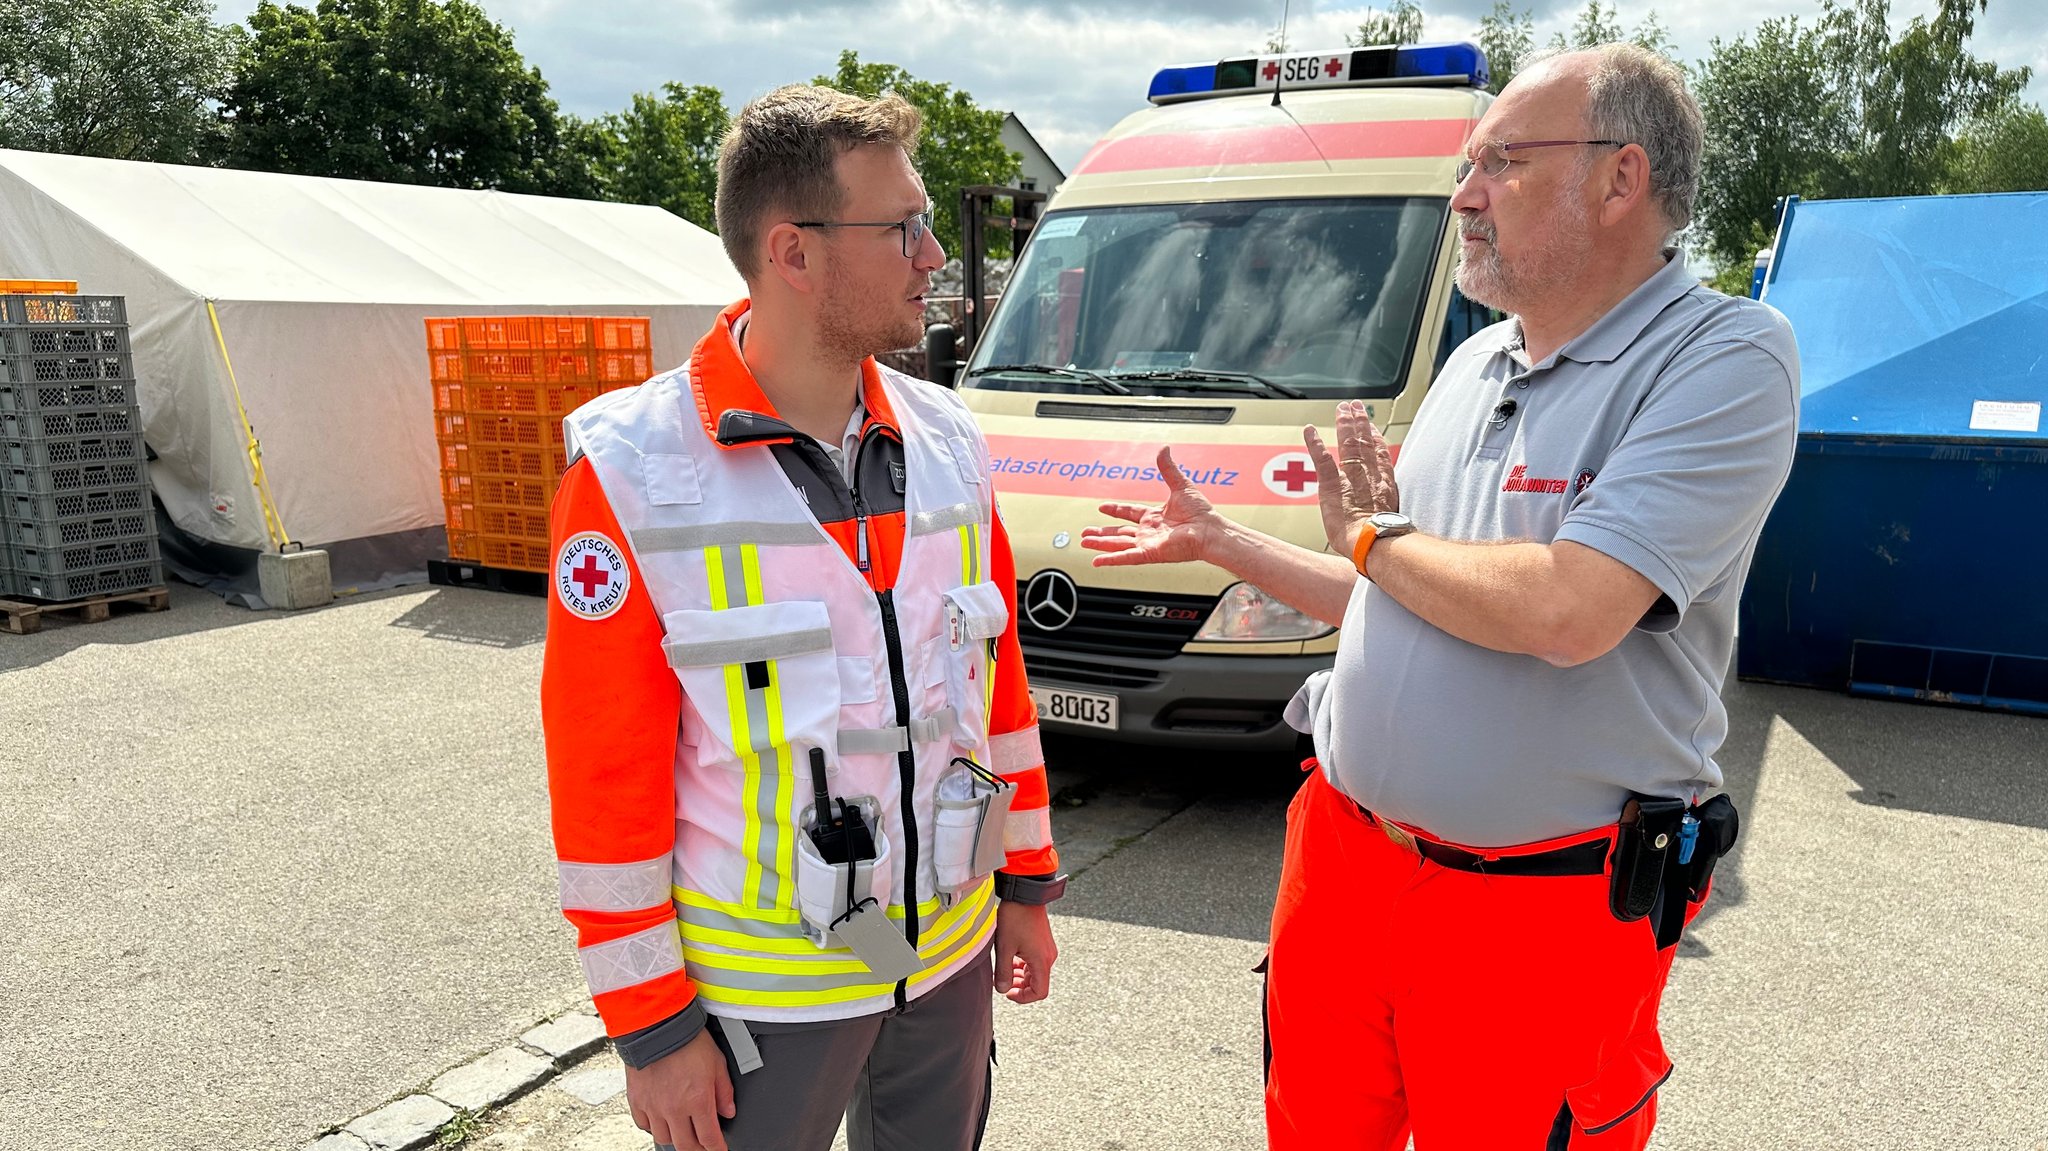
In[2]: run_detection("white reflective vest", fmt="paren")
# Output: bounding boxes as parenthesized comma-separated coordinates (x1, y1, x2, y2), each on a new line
(563, 364, 1008, 1022)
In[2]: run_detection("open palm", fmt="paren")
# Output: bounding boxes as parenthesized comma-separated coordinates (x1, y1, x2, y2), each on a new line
(1080, 447, 1221, 567)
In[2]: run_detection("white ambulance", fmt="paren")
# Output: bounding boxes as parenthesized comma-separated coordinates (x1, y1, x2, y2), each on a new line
(955, 42, 1499, 750)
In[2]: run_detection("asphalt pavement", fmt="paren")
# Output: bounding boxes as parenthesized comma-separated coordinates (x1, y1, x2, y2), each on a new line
(3, 582, 2044, 1150)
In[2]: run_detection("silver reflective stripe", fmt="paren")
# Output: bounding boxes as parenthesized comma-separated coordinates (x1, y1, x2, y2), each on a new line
(839, 726, 908, 755)
(989, 725, 1043, 775)
(558, 856, 671, 912)
(665, 628, 832, 668)
(908, 707, 960, 745)
(634, 521, 824, 552)
(1003, 804, 1053, 851)
(716, 1014, 764, 1075)
(911, 502, 982, 536)
(578, 922, 684, 996)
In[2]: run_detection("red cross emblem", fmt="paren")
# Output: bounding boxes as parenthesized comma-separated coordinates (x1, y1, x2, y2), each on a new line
(1262, 60, 1280, 80)
(571, 555, 610, 598)
(1325, 57, 1343, 77)
(556, 532, 631, 620)
(1271, 459, 1316, 492)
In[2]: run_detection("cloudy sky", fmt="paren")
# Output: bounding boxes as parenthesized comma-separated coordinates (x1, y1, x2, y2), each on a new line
(210, 0, 2048, 174)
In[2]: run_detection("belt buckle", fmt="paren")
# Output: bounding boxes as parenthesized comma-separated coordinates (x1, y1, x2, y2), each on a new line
(1379, 817, 1419, 855)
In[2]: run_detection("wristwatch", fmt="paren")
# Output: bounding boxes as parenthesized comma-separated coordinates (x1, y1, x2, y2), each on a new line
(1350, 511, 1416, 579)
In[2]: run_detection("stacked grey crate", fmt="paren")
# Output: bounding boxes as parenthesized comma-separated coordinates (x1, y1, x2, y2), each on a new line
(0, 294, 161, 601)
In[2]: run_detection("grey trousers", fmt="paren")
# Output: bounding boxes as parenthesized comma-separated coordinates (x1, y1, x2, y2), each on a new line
(703, 947, 996, 1151)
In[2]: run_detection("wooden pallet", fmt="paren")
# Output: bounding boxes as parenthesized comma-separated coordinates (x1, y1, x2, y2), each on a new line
(427, 557, 546, 597)
(0, 585, 170, 635)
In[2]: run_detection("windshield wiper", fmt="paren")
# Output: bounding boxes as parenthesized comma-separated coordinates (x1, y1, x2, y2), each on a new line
(967, 363, 1132, 395)
(1106, 368, 1305, 400)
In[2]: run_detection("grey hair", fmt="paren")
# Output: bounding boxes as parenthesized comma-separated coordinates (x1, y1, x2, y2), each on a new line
(1519, 43, 1703, 240)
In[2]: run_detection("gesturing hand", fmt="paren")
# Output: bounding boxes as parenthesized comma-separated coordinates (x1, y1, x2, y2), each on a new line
(1079, 447, 1224, 567)
(1302, 399, 1399, 559)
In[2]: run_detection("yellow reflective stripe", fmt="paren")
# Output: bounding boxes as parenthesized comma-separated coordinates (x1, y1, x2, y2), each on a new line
(677, 887, 803, 925)
(885, 896, 944, 921)
(684, 945, 876, 976)
(917, 884, 992, 960)
(958, 523, 973, 587)
(680, 919, 835, 955)
(692, 915, 997, 1008)
(742, 543, 796, 915)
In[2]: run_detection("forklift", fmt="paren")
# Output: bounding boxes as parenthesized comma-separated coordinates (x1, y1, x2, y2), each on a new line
(924, 183, 1045, 387)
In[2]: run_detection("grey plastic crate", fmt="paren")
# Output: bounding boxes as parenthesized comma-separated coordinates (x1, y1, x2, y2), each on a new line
(3, 485, 148, 521)
(0, 461, 146, 496)
(0, 295, 126, 326)
(2, 433, 146, 468)
(0, 351, 132, 384)
(11, 559, 160, 602)
(0, 325, 128, 355)
(0, 405, 136, 440)
(4, 511, 150, 548)
(0, 379, 136, 412)
(7, 535, 158, 577)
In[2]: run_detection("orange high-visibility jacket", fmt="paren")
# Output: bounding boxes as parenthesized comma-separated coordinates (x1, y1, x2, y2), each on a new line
(541, 302, 1056, 1036)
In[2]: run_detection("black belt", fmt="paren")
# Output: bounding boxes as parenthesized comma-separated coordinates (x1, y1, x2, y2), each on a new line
(1357, 804, 1611, 877)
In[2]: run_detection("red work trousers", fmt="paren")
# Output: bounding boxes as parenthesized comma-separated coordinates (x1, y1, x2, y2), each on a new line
(1264, 770, 1702, 1150)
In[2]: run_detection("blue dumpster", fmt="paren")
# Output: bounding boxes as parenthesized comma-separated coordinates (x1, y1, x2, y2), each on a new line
(1737, 192, 2048, 715)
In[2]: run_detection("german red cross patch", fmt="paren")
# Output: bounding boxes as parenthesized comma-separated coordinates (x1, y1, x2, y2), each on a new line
(556, 532, 630, 620)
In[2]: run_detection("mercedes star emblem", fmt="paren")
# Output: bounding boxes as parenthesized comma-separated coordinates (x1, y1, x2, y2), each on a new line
(1023, 569, 1080, 632)
(1052, 531, 1071, 549)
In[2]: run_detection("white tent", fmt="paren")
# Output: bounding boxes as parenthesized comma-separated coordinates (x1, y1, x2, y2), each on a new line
(0, 148, 744, 584)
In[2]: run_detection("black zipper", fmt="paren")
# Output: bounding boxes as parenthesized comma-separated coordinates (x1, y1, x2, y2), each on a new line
(876, 586, 919, 1008)
(848, 423, 919, 1009)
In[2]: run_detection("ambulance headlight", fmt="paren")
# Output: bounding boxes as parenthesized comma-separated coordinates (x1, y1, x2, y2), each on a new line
(1193, 583, 1334, 641)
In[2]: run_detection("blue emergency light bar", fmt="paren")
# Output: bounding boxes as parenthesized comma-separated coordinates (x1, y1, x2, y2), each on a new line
(1148, 41, 1489, 104)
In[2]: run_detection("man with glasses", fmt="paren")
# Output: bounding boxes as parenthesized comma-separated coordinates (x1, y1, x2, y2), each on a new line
(1085, 44, 1798, 1149)
(542, 84, 1061, 1151)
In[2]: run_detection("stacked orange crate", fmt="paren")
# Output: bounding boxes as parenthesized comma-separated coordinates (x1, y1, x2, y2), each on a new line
(427, 316, 655, 572)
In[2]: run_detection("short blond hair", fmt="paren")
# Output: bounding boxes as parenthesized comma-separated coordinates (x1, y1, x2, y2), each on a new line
(715, 84, 922, 280)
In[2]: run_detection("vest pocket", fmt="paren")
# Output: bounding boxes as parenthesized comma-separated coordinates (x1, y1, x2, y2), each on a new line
(662, 600, 839, 765)
(938, 581, 1008, 739)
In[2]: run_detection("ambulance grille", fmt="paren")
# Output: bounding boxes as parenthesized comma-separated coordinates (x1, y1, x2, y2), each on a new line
(1016, 583, 1214, 658)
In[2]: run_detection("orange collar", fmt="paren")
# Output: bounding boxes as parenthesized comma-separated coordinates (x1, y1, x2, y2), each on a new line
(689, 300, 901, 449)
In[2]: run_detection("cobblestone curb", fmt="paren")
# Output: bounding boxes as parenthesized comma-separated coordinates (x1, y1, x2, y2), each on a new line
(300, 1007, 610, 1151)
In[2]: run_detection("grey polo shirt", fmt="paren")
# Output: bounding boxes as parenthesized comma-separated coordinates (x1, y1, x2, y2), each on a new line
(1317, 255, 1800, 847)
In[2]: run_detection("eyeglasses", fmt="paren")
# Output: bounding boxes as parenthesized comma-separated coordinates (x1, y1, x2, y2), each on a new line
(1456, 140, 1625, 184)
(791, 209, 935, 258)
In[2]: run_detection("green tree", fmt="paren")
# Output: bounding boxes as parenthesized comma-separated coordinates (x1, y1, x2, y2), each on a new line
(0, 0, 244, 162)
(1347, 0, 1425, 47)
(814, 51, 1019, 259)
(1941, 98, 2048, 193)
(1819, 0, 2027, 199)
(1690, 0, 2031, 274)
(1477, 1, 1535, 95)
(599, 84, 730, 229)
(1548, 0, 1675, 56)
(1691, 15, 1846, 272)
(221, 0, 575, 194)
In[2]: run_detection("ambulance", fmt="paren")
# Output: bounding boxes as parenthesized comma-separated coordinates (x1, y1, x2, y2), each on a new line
(953, 42, 1499, 750)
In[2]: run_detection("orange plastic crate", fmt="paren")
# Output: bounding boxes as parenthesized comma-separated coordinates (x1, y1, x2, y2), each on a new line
(441, 442, 559, 480)
(591, 350, 656, 385)
(1, 280, 78, 294)
(424, 317, 463, 352)
(478, 534, 550, 571)
(444, 472, 553, 511)
(473, 413, 564, 451)
(446, 528, 480, 561)
(428, 350, 466, 383)
(478, 506, 551, 540)
(593, 318, 651, 351)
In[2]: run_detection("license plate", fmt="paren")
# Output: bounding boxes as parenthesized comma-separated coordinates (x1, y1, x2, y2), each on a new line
(1030, 686, 1119, 730)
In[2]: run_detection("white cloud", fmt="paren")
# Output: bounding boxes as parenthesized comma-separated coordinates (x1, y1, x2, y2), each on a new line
(208, 0, 2048, 173)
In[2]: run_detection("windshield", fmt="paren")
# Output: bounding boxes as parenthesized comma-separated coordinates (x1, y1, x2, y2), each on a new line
(965, 197, 1447, 399)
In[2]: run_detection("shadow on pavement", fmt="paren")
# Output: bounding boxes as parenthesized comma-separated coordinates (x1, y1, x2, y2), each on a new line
(387, 586, 547, 649)
(1738, 677, 2048, 831)
(0, 579, 310, 672)
(1044, 732, 1298, 945)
